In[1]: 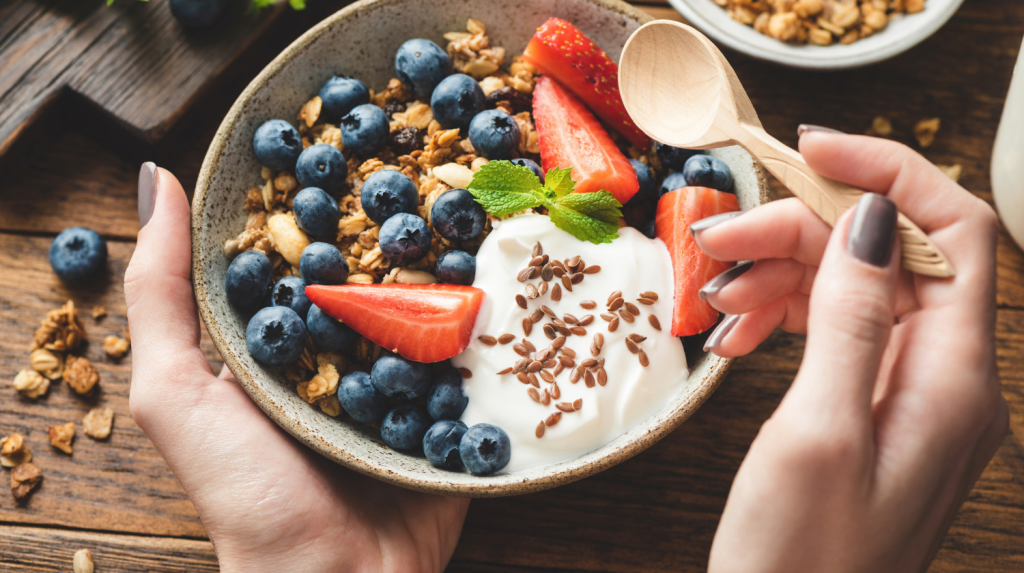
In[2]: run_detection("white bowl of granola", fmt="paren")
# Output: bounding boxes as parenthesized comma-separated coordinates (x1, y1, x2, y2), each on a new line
(668, 0, 964, 69)
(192, 0, 768, 496)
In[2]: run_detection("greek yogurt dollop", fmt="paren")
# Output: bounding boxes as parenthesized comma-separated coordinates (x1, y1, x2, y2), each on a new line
(452, 214, 689, 473)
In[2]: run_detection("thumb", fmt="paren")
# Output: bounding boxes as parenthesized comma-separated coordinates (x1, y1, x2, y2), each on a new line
(125, 163, 215, 429)
(784, 192, 900, 426)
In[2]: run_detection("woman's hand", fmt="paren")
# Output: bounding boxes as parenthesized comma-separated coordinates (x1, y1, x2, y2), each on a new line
(699, 129, 1009, 572)
(124, 164, 468, 573)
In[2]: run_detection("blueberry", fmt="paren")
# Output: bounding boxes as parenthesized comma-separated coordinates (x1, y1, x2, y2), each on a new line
(169, 0, 227, 28)
(379, 213, 431, 266)
(427, 368, 469, 420)
(468, 110, 520, 160)
(270, 276, 311, 320)
(626, 159, 657, 205)
(682, 154, 734, 192)
(49, 227, 107, 283)
(459, 423, 511, 476)
(318, 76, 370, 121)
(430, 188, 486, 242)
(395, 39, 452, 98)
(306, 304, 359, 352)
(423, 420, 468, 470)
(641, 219, 656, 239)
(431, 74, 485, 130)
(225, 250, 273, 311)
(371, 355, 432, 400)
(246, 306, 306, 366)
(340, 104, 389, 157)
(295, 145, 347, 193)
(659, 172, 689, 198)
(381, 403, 432, 451)
(435, 250, 476, 285)
(338, 371, 389, 424)
(360, 170, 419, 225)
(655, 142, 700, 171)
(299, 242, 349, 285)
(293, 187, 341, 238)
(253, 119, 302, 171)
(511, 158, 544, 183)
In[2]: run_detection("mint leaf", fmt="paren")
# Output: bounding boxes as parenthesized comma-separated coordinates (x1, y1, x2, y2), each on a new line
(547, 203, 620, 244)
(466, 188, 541, 217)
(555, 190, 622, 225)
(469, 161, 543, 195)
(289, 0, 306, 9)
(545, 167, 575, 197)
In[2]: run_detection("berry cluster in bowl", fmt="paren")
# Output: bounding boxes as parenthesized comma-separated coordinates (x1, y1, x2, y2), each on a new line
(221, 18, 738, 476)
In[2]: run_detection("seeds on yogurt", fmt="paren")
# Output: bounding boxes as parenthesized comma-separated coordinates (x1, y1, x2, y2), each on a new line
(608, 298, 624, 312)
(551, 336, 566, 349)
(561, 274, 573, 292)
(637, 297, 655, 306)
(641, 291, 659, 301)
(543, 324, 557, 340)
(619, 309, 635, 323)
(551, 283, 562, 301)
(597, 368, 608, 386)
(563, 313, 579, 325)
(532, 242, 543, 257)
(583, 265, 601, 274)
(624, 302, 640, 316)
(517, 372, 530, 384)
(545, 412, 562, 427)
(529, 309, 544, 322)
(515, 294, 528, 309)
(541, 264, 554, 281)
(578, 314, 594, 326)
(580, 300, 597, 309)
(517, 267, 534, 282)
(478, 334, 497, 346)
(608, 317, 620, 332)
(625, 337, 640, 354)
(497, 367, 513, 375)
(526, 284, 539, 299)
(573, 398, 583, 411)
(523, 317, 533, 336)
(607, 290, 622, 305)
(528, 387, 541, 402)
(648, 315, 662, 331)
(522, 339, 536, 353)
(536, 421, 546, 438)
(559, 347, 576, 358)
(556, 402, 575, 413)
(499, 333, 516, 344)
(459, 367, 472, 379)
(628, 333, 647, 343)
(639, 349, 650, 367)
(538, 281, 548, 296)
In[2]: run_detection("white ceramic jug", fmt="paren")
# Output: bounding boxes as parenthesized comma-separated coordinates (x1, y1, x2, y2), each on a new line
(992, 37, 1024, 252)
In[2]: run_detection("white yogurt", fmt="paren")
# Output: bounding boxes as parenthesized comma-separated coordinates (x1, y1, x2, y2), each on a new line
(452, 214, 689, 473)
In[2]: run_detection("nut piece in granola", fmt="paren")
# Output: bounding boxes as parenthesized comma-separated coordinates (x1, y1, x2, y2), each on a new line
(73, 549, 95, 573)
(13, 369, 50, 399)
(11, 462, 42, 500)
(32, 300, 86, 353)
(1, 434, 31, 468)
(64, 356, 100, 395)
(30, 348, 64, 380)
(103, 335, 130, 359)
(914, 117, 941, 148)
(47, 422, 75, 455)
(83, 408, 115, 440)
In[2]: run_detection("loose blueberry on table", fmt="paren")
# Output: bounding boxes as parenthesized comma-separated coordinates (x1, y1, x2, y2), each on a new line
(49, 227, 107, 284)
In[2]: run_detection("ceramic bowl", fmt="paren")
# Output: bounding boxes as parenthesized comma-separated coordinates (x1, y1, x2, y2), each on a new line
(667, 0, 964, 70)
(192, 0, 768, 497)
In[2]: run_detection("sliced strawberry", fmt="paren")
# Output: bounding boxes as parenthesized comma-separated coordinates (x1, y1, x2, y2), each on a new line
(533, 75, 639, 204)
(655, 187, 740, 337)
(523, 18, 649, 149)
(305, 284, 484, 363)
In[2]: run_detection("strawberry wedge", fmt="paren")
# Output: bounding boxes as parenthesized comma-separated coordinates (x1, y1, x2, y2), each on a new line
(655, 187, 739, 337)
(305, 284, 484, 363)
(533, 75, 639, 204)
(523, 17, 650, 149)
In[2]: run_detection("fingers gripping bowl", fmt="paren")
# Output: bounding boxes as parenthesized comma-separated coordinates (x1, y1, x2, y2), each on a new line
(192, 0, 768, 496)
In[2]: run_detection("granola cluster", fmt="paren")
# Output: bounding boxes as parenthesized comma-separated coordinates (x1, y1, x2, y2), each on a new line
(718, 0, 925, 46)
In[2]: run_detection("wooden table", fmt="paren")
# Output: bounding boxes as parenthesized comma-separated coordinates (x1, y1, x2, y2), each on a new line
(2, 0, 1023, 571)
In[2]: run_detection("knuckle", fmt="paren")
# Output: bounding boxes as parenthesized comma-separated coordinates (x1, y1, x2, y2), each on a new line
(821, 289, 893, 343)
(761, 415, 866, 476)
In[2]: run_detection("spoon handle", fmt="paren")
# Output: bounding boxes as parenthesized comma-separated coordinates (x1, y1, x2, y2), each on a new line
(737, 124, 955, 278)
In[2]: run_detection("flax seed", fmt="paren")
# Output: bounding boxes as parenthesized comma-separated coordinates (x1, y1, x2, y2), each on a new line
(601, 313, 616, 321)
(535, 348, 551, 362)
(530, 309, 544, 323)
(459, 367, 472, 378)
(624, 302, 640, 316)
(517, 372, 530, 384)
(637, 297, 655, 306)
(567, 255, 581, 268)
(569, 367, 581, 384)
(585, 370, 596, 387)
(552, 335, 566, 349)
(551, 283, 562, 301)
(499, 333, 516, 344)
(523, 318, 533, 336)
(607, 290, 622, 305)
(536, 421, 546, 438)
(640, 291, 659, 301)
(608, 317, 620, 332)
(559, 355, 576, 368)
(573, 398, 583, 410)
(557, 325, 572, 336)
(513, 343, 529, 357)
(557, 402, 575, 413)
(597, 358, 605, 369)
(541, 263, 554, 282)
(628, 333, 647, 343)
(532, 242, 543, 257)
(608, 298, 624, 311)
(538, 281, 548, 296)
(543, 359, 557, 369)
(517, 267, 533, 282)
(551, 259, 565, 271)
(590, 340, 601, 356)
(532, 265, 543, 279)
(554, 362, 564, 376)
(543, 324, 557, 340)
(553, 319, 567, 328)
(526, 284, 538, 299)
(648, 315, 662, 331)
(522, 339, 536, 353)
(625, 337, 639, 354)
(559, 347, 576, 358)
(579, 314, 594, 326)
(545, 411, 562, 427)
(563, 313, 579, 325)
(583, 265, 601, 274)
(580, 300, 597, 310)
(569, 273, 583, 285)
(619, 309, 635, 323)
(597, 368, 608, 386)
(569, 326, 585, 336)
(541, 388, 551, 405)
(514, 358, 529, 373)
(551, 382, 561, 399)
(478, 335, 497, 346)
(529, 373, 540, 387)
(561, 274, 573, 292)
(541, 305, 556, 318)
(580, 358, 597, 368)
(553, 266, 566, 278)
(639, 349, 649, 367)
(515, 294, 528, 309)
(497, 367, 513, 375)
(528, 387, 540, 402)
(529, 255, 545, 267)
(528, 361, 543, 373)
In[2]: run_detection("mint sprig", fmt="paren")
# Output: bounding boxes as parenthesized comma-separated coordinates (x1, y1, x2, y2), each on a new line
(466, 161, 622, 244)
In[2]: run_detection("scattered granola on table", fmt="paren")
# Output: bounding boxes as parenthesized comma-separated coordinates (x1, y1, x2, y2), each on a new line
(64, 356, 100, 395)
(914, 117, 941, 148)
(0, 433, 32, 468)
(11, 462, 42, 500)
(937, 163, 963, 182)
(91, 306, 107, 320)
(30, 348, 64, 380)
(103, 335, 130, 360)
(32, 300, 86, 353)
(73, 549, 95, 573)
(47, 422, 75, 455)
(83, 408, 114, 440)
(13, 369, 49, 399)
(717, 0, 925, 46)
(866, 115, 893, 137)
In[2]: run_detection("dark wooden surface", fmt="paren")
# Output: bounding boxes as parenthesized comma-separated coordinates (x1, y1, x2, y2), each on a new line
(1, 1, 1023, 571)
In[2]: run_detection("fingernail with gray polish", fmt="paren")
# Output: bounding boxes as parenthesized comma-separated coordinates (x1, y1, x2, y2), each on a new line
(689, 211, 742, 238)
(139, 162, 158, 228)
(699, 261, 753, 301)
(704, 314, 741, 352)
(797, 124, 844, 137)
(847, 193, 897, 267)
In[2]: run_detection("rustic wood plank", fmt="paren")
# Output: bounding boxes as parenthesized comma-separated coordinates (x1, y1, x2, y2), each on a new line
(0, 525, 218, 572)
(0, 234, 218, 538)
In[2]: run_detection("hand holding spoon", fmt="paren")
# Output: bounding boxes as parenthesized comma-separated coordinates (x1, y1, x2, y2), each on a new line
(618, 20, 954, 278)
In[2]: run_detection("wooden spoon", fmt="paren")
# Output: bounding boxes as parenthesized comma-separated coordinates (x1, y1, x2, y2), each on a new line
(619, 20, 954, 278)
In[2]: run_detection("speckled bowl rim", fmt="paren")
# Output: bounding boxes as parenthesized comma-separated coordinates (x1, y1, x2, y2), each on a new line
(192, 0, 770, 497)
